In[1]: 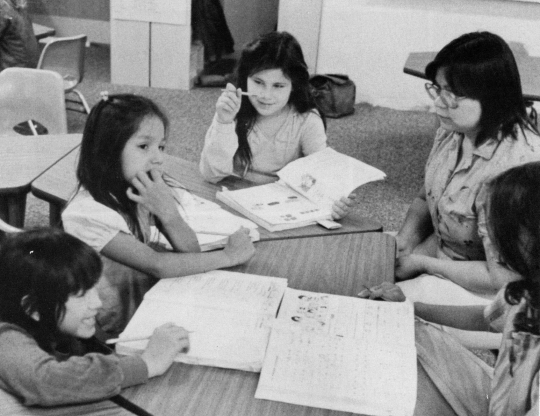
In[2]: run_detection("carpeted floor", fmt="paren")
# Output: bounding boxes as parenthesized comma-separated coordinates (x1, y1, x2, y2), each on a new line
(25, 43, 439, 231)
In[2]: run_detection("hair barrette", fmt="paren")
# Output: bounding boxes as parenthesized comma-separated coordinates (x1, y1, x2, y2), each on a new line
(100, 91, 109, 102)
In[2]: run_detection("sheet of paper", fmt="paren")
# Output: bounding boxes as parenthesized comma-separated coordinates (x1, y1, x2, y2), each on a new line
(117, 301, 271, 371)
(278, 147, 386, 211)
(173, 188, 258, 234)
(221, 182, 330, 226)
(116, 271, 288, 372)
(153, 188, 259, 250)
(143, 270, 288, 315)
(255, 288, 416, 416)
(276, 288, 414, 346)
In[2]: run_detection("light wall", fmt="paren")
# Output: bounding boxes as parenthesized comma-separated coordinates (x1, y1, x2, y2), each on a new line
(279, 0, 540, 110)
(28, 0, 110, 43)
(28, 0, 279, 52)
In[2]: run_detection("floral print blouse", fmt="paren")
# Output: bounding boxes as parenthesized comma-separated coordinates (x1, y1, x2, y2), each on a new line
(424, 126, 540, 261)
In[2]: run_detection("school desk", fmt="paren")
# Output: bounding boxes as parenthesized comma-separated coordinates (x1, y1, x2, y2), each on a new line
(0, 232, 395, 416)
(30, 149, 383, 238)
(403, 45, 540, 102)
(0, 133, 81, 227)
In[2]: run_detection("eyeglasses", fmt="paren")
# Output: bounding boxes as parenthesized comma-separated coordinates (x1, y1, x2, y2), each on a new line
(425, 83, 466, 109)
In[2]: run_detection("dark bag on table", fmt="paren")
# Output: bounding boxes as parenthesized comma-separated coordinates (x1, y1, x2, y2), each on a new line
(309, 74, 356, 118)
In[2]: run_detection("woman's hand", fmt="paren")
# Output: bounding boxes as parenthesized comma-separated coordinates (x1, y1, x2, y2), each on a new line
(140, 323, 190, 378)
(395, 253, 427, 281)
(395, 234, 413, 258)
(127, 169, 179, 223)
(331, 194, 357, 220)
(357, 282, 406, 302)
(216, 83, 242, 124)
(223, 227, 255, 266)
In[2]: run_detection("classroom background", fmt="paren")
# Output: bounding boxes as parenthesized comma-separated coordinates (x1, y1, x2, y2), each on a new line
(22, 0, 540, 232)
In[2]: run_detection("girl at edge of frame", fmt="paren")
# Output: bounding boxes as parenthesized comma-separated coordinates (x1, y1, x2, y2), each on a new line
(199, 30, 356, 220)
(361, 162, 540, 416)
(394, 31, 540, 349)
(62, 93, 255, 340)
(0, 228, 189, 407)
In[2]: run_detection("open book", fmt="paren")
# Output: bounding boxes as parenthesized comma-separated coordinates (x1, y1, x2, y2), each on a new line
(115, 270, 288, 372)
(217, 148, 386, 232)
(255, 288, 417, 416)
(160, 174, 259, 251)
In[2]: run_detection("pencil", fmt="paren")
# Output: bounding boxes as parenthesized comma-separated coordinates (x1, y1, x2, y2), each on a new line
(220, 89, 257, 96)
(106, 331, 194, 345)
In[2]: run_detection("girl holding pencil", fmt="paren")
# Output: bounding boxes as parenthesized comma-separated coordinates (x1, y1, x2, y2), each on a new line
(199, 31, 355, 219)
(0, 228, 189, 408)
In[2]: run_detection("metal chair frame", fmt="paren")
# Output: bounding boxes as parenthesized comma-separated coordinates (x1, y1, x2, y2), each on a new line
(37, 34, 90, 114)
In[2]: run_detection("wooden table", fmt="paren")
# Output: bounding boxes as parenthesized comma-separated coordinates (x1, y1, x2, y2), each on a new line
(33, 23, 55, 40)
(0, 134, 81, 227)
(0, 232, 396, 416)
(403, 45, 540, 102)
(31, 149, 383, 237)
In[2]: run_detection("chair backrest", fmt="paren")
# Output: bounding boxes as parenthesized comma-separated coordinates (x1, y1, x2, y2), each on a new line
(0, 217, 22, 243)
(0, 67, 68, 136)
(0, 218, 22, 234)
(37, 35, 87, 88)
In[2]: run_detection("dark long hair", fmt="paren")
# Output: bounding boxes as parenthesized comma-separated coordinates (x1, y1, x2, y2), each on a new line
(233, 31, 323, 172)
(426, 31, 538, 146)
(0, 228, 102, 352)
(76, 94, 169, 239)
(487, 162, 540, 335)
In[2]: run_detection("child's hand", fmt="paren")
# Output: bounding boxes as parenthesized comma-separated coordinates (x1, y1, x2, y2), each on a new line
(140, 323, 190, 378)
(216, 83, 242, 124)
(357, 282, 406, 302)
(127, 169, 178, 223)
(331, 194, 357, 220)
(223, 227, 255, 266)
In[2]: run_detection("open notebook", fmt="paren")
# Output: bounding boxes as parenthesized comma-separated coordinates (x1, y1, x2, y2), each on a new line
(255, 288, 417, 416)
(159, 174, 259, 251)
(217, 148, 386, 232)
(115, 270, 288, 372)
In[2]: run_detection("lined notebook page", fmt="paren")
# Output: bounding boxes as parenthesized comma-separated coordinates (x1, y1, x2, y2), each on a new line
(116, 271, 287, 372)
(255, 288, 416, 416)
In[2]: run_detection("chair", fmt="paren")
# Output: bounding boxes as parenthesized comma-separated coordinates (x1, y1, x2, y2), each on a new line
(37, 34, 90, 114)
(0, 217, 22, 234)
(0, 217, 22, 243)
(0, 67, 68, 136)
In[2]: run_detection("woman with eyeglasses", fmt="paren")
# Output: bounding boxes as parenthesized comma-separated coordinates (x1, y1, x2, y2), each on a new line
(394, 31, 540, 349)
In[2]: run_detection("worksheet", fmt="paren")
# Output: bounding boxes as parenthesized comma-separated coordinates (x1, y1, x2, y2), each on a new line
(156, 179, 260, 251)
(255, 288, 417, 416)
(116, 271, 288, 372)
(217, 182, 331, 231)
(278, 147, 386, 211)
